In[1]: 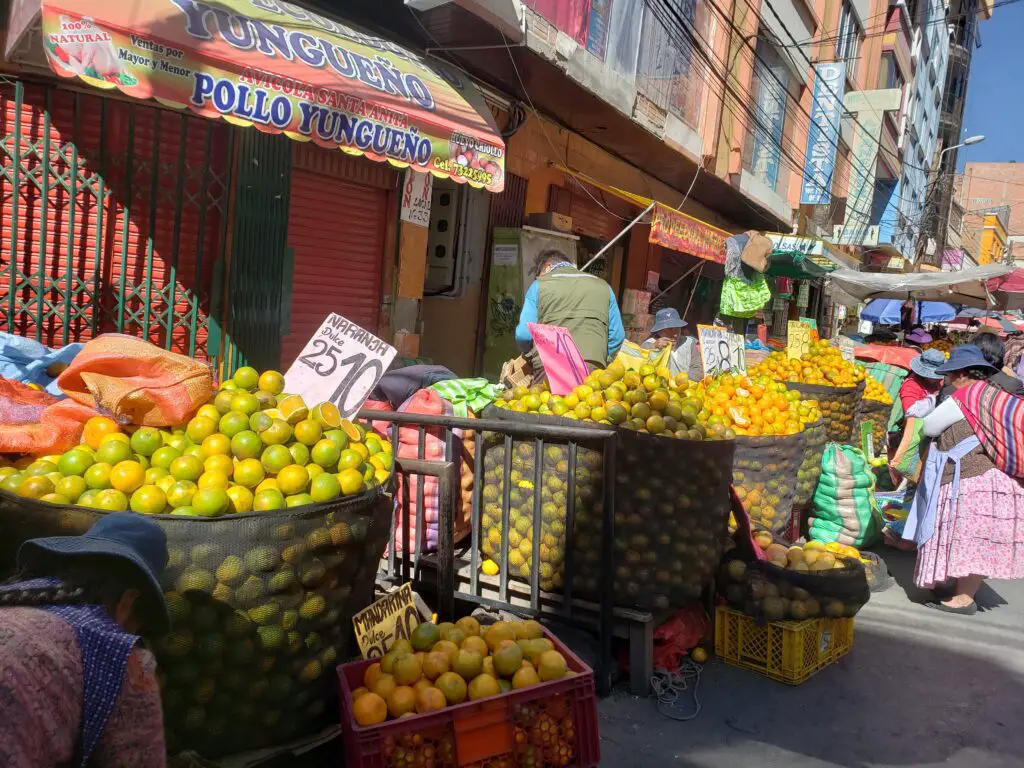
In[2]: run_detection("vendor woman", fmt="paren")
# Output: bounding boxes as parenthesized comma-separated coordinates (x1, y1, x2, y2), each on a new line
(643, 308, 704, 383)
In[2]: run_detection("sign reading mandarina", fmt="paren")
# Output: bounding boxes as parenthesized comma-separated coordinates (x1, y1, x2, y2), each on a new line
(648, 204, 727, 264)
(37, 0, 506, 191)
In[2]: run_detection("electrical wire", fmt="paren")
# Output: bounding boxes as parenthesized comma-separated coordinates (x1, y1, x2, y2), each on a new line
(652, 659, 704, 721)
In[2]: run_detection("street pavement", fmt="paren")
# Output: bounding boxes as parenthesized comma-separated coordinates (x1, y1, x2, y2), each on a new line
(598, 548, 1024, 768)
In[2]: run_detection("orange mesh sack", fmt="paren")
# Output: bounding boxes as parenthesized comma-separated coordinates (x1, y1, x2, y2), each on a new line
(0, 378, 98, 454)
(57, 335, 213, 427)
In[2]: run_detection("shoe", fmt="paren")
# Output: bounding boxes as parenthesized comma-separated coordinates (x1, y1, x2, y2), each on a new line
(932, 582, 956, 599)
(925, 600, 978, 616)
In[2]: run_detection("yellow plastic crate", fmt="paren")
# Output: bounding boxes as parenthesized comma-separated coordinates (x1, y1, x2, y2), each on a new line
(714, 606, 854, 685)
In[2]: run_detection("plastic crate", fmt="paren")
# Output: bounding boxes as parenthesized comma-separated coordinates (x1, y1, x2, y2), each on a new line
(338, 630, 600, 768)
(714, 606, 853, 685)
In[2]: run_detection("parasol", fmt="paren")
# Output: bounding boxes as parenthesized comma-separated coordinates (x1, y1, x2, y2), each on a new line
(860, 299, 957, 324)
(987, 269, 1024, 310)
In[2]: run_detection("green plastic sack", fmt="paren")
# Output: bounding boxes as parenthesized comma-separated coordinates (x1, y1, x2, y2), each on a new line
(809, 443, 882, 547)
(720, 274, 771, 318)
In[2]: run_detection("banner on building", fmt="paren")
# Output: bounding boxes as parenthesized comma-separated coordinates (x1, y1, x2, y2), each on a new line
(801, 62, 846, 205)
(20, 0, 506, 192)
(649, 204, 727, 264)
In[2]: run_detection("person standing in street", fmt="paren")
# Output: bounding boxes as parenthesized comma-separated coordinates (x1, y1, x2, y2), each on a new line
(515, 250, 625, 373)
(642, 307, 703, 384)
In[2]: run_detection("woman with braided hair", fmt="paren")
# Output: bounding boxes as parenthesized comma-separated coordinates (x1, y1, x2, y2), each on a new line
(0, 513, 170, 767)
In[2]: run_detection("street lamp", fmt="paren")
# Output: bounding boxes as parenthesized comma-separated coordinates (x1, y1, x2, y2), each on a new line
(939, 134, 986, 164)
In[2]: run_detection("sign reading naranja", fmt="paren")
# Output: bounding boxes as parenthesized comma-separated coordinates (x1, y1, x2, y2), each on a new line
(35, 0, 506, 192)
(648, 205, 727, 264)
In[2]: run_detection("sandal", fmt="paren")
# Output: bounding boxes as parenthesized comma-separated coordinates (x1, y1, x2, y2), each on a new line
(925, 600, 978, 616)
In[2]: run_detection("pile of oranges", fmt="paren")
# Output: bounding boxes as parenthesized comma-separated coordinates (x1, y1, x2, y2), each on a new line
(0, 365, 391, 516)
(700, 374, 821, 438)
(750, 341, 867, 388)
(863, 376, 894, 405)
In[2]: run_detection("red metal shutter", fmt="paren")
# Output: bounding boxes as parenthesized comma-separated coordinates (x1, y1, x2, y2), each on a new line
(281, 168, 389, 367)
(0, 79, 229, 358)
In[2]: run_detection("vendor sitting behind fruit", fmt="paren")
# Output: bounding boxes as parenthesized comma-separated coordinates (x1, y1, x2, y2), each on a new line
(515, 250, 624, 372)
(0, 513, 169, 767)
(642, 308, 704, 383)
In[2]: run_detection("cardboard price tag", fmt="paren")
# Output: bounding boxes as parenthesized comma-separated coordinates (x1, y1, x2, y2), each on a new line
(352, 583, 420, 659)
(284, 313, 397, 418)
(528, 323, 588, 395)
(838, 336, 856, 362)
(697, 324, 747, 376)
(787, 321, 811, 360)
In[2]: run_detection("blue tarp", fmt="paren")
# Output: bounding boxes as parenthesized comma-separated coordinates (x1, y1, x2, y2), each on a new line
(0, 333, 81, 397)
(860, 299, 957, 324)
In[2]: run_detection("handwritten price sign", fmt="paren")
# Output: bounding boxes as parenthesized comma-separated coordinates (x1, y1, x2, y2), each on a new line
(352, 583, 419, 659)
(528, 323, 588, 395)
(284, 313, 397, 418)
(837, 336, 856, 362)
(697, 324, 747, 376)
(787, 321, 812, 360)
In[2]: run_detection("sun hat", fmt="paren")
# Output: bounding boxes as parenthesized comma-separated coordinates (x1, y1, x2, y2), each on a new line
(18, 512, 170, 633)
(906, 328, 933, 345)
(934, 344, 999, 376)
(909, 348, 947, 381)
(650, 308, 687, 334)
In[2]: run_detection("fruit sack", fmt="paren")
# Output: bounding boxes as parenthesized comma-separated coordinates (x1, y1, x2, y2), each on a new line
(786, 381, 865, 443)
(793, 419, 826, 509)
(389, 389, 470, 553)
(480, 407, 734, 612)
(720, 545, 870, 622)
(853, 399, 891, 456)
(732, 430, 808, 536)
(809, 444, 883, 547)
(0, 486, 393, 758)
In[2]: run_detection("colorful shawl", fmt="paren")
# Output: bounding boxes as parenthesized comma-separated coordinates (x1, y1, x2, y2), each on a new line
(952, 380, 1024, 479)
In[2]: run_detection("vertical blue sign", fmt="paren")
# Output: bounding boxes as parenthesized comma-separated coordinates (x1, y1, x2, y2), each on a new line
(801, 62, 846, 205)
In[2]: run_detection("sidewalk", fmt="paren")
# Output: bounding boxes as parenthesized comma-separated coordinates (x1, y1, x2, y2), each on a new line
(598, 549, 1024, 767)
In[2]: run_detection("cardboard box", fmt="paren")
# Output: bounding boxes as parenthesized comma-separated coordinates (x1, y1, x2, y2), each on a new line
(525, 212, 573, 233)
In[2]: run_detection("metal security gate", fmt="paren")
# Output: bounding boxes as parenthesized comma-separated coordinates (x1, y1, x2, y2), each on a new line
(0, 77, 231, 360)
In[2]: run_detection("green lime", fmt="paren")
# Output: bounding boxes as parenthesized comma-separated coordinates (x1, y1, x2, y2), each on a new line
(130, 427, 163, 457)
(95, 439, 132, 466)
(337, 449, 362, 471)
(83, 462, 113, 490)
(219, 411, 250, 438)
(233, 458, 265, 489)
(261, 444, 292, 474)
(25, 460, 58, 477)
(169, 455, 204, 482)
(309, 472, 341, 503)
(230, 392, 260, 416)
(57, 450, 94, 477)
(285, 493, 313, 508)
(310, 439, 341, 469)
(323, 429, 350, 451)
(0, 473, 25, 494)
(130, 485, 167, 514)
(230, 430, 263, 460)
(253, 488, 286, 511)
(55, 475, 87, 502)
(166, 480, 198, 508)
(192, 488, 231, 517)
(151, 446, 182, 470)
(259, 418, 292, 446)
(232, 366, 260, 392)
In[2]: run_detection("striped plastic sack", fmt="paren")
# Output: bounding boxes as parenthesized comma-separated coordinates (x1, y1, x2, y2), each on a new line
(809, 444, 883, 547)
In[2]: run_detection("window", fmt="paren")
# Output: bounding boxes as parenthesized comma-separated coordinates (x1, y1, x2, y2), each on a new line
(836, 0, 864, 79)
(636, 0, 707, 127)
(878, 52, 904, 92)
(743, 39, 789, 191)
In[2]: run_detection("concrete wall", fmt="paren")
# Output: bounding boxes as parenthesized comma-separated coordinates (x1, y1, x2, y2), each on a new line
(961, 163, 1024, 237)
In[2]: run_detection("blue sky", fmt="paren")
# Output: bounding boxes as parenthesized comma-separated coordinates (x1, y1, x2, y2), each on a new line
(957, 2, 1024, 168)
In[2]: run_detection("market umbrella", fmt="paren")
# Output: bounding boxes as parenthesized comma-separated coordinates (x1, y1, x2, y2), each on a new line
(987, 269, 1024, 310)
(827, 264, 1013, 309)
(860, 299, 957, 324)
(854, 344, 919, 370)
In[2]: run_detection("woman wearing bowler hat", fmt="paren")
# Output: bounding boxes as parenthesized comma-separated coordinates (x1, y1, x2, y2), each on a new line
(642, 307, 704, 383)
(904, 345, 1024, 614)
(0, 513, 170, 766)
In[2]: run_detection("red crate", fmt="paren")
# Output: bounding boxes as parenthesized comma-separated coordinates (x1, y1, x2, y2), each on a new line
(338, 630, 601, 768)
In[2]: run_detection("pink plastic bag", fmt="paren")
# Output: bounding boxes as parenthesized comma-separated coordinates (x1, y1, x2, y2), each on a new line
(527, 322, 587, 395)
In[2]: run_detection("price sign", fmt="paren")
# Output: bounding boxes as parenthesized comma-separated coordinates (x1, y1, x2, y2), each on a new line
(284, 313, 397, 418)
(352, 583, 420, 659)
(799, 316, 818, 330)
(697, 324, 747, 376)
(528, 323, 587, 395)
(787, 321, 811, 360)
(838, 336, 856, 362)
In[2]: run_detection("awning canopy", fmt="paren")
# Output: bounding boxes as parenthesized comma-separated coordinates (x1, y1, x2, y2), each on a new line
(987, 269, 1024, 310)
(5, 0, 506, 192)
(765, 252, 833, 280)
(827, 264, 1014, 309)
(556, 166, 729, 264)
(766, 233, 860, 271)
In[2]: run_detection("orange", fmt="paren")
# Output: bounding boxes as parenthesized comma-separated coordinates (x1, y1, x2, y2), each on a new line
(185, 416, 218, 444)
(130, 485, 167, 514)
(460, 635, 488, 657)
(57, 449, 94, 477)
(197, 470, 230, 491)
(95, 489, 129, 511)
(371, 673, 397, 701)
(352, 692, 387, 726)
(200, 433, 231, 458)
(277, 464, 309, 495)
(293, 419, 323, 447)
(204, 453, 234, 478)
(386, 685, 417, 718)
(151, 446, 182, 471)
(422, 651, 450, 681)
(392, 653, 423, 686)
(18, 475, 55, 499)
(691, 647, 708, 663)
(451, 649, 483, 681)
(83, 462, 112, 490)
(253, 489, 286, 511)
(95, 439, 133, 466)
(83, 416, 121, 450)
(230, 392, 260, 416)
(363, 662, 383, 690)
(467, 673, 500, 701)
(169, 455, 204, 482)
(434, 672, 467, 705)
(109, 461, 146, 494)
(351, 686, 371, 701)
(415, 686, 446, 714)
(233, 458, 265, 489)
(512, 664, 540, 689)
(258, 370, 285, 395)
(226, 485, 254, 513)
(230, 430, 263, 460)
(232, 366, 260, 392)
(537, 650, 567, 681)
(337, 468, 364, 496)
(309, 473, 341, 503)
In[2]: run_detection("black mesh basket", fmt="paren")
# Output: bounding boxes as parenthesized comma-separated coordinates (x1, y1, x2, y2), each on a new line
(787, 381, 865, 443)
(732, 430, 807, 536)
(0, 482, 393, 757)
(793, 418, 827, 508)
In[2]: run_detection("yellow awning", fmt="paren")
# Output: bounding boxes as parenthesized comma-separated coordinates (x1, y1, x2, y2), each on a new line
(555, 165, 728, 264)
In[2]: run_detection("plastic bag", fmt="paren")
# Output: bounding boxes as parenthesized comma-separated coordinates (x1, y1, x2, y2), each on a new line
(0, 332, 83, 397)
(57, 334, 213, 427)
(810, 444, 883, 547)
(0, 378, 98, 454)
(890, 417, 927, 483)
(612, 340, 670, 372)
(720, 274, 771, 318)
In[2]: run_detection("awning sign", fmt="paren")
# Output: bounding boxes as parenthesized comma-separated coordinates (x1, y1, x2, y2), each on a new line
(649, 205, 726, 264)
(284, 313, 397, 419)
(30, 0, 505, 191)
